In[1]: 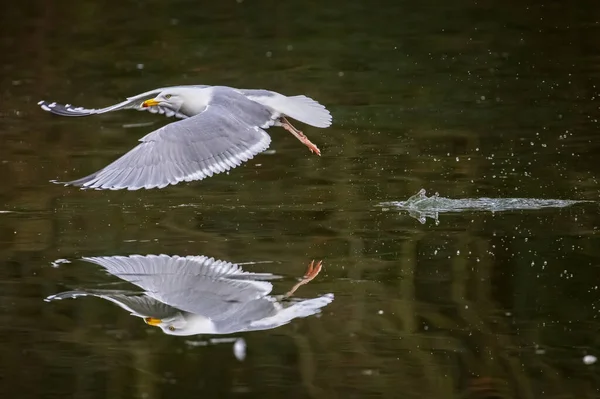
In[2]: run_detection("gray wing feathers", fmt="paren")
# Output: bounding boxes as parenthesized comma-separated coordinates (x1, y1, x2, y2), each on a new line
(107, 294, 179, 318)
(46, 289, 179, 319)
(81, 254, 275, 317)
(210, 86, 278, 128)
(65, 97, 272, 190)
(83, 254, 270, 281)
(151, 278, 273, 318)
(82, 254, 275, 296)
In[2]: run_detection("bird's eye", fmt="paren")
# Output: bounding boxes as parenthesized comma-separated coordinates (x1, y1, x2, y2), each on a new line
(168, 326, 175, 331)
(164, 94, 172, 99)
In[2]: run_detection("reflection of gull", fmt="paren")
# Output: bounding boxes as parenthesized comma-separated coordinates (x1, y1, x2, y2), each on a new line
(46, 255, 332, 336)
(39, 85, 332, 190)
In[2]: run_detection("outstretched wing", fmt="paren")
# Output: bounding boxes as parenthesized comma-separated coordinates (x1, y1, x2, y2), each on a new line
(46, 289, 179, 320)
(82, 254, 278, 290)
(81, 254, 277, 317)
(61, 88, 275, 190)
(37, 86, 203, 119)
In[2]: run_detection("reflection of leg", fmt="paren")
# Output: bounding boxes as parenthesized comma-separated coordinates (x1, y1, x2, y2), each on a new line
(283, 260, 324, 299)
(280, 117, 321, 156)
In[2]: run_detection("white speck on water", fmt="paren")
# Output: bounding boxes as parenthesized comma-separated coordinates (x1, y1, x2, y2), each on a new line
(338, 71, 345, 77)
(266, 51, 272, 58)
(378, 310, 384, 315)
(583, 355, 597, 365)
(233, 338, 246, 361)
(136, 63, 144, 70)
(535, 346, 546, 355)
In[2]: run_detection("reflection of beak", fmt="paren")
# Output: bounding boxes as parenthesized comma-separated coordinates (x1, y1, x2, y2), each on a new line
(144, 317, 162, 326)
(142, 99, 160, 108)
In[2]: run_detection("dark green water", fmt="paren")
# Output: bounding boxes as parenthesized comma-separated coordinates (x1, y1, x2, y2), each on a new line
(1, 0, 600, 398)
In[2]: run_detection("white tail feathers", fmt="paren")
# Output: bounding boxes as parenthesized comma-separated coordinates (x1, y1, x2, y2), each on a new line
(280, 95, 332, 128)
(249, 94, 333, 128)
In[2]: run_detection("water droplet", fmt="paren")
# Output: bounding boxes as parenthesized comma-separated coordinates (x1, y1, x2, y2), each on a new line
(583, 355, 597, 365)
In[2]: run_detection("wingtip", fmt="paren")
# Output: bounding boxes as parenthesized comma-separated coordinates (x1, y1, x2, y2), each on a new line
(39, 101, 52, 112)
(50, 179, 84, 191)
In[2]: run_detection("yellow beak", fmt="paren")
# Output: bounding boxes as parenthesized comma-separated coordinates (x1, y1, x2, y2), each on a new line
(142, 99, 160, 108)
(144, 317, 162, 326)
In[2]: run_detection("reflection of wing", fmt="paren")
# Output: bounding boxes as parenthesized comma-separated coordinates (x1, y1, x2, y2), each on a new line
(46, 254, 335, 336)
(38, 86, 203, 119)
(82, 254, 277, 284)
(81, 255, 278, 318)
(45, 289, 178, 319)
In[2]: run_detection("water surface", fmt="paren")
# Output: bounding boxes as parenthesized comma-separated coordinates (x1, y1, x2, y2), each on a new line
(1, 0, 600, 398)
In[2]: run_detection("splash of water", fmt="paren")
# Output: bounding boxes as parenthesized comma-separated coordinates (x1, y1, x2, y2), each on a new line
(379, 189, 592, 224)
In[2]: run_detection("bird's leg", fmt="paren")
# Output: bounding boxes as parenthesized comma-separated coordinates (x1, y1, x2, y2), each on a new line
(280, 117, 321, 156)
(283, 260, 324, 299)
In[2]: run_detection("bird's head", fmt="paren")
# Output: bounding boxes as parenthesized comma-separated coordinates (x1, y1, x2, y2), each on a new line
(144, 313, 218, 336)
(142, 89, 187, 112)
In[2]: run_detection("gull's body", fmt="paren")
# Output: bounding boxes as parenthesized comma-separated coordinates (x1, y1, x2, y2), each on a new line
(38, 85, 332, 190)
(45, 254, 333, 336)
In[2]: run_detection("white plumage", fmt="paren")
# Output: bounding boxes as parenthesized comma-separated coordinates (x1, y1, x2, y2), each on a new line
(45, 254, 334, 336)
(38, 85, 332, 190)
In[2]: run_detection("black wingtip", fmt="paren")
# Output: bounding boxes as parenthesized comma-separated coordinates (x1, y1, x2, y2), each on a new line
(50, 177, 92, 190)
(38, 100, 94, 117)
